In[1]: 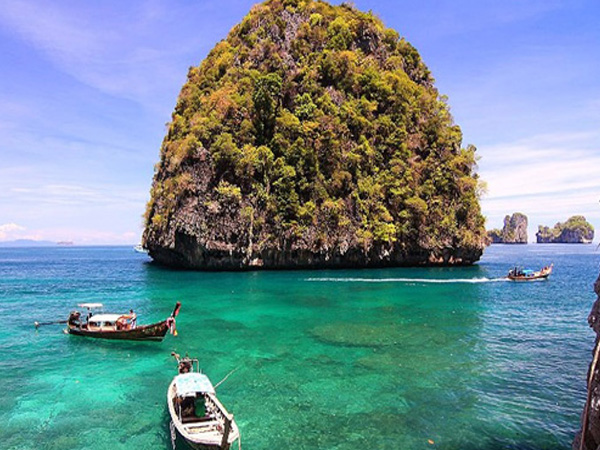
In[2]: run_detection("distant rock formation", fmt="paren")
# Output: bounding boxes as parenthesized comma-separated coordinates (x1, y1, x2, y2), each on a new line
(487, 213, 528, 244)
(573, 273, 600, 449)
(536, 215, 594, 243)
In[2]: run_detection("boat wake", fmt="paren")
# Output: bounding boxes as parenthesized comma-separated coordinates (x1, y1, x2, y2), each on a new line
(305, 277, 508, 284)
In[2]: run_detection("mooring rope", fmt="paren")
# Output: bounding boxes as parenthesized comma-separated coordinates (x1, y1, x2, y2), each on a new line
(215, 367, 240, 389)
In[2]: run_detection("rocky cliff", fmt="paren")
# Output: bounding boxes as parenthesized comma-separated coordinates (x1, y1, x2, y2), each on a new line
(488, 212, 528, 244)
(537, 216, 594, 244)
(573, 274, 600, 449)
(142, 0, 488, 270)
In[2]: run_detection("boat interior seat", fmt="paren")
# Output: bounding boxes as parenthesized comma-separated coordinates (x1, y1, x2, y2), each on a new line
(181, 414, 214, 424)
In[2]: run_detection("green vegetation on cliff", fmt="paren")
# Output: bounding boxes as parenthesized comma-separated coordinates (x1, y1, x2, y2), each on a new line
(536, 215, 594, 244)
(488, 212, 528, 244)
(143, 0, 488, 268)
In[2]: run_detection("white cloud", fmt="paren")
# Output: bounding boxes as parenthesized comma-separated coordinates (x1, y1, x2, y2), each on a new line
(479, 132, 600, 200)
(385, 0, 571, 44)
(0, 0, 232, 111)
(0, 179, 147, 208)
(0, 224, 140, 245)
(0, 223, 26, 240)
(478, 132, 600, 239)
(20, 227, 140, 245)
(0, 223, 25, 232)
(0, 1, 186, 107)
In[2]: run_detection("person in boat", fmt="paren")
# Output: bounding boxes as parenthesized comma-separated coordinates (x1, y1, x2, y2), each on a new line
(114, 310, 137, 330)
(509, 266, 522, 277)
(68, 311, 81, 327)
(178, 359, 192, 374)
(180, 396, 196, 418)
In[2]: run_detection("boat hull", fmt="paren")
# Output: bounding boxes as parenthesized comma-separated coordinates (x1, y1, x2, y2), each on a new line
(67, 320, 169, 341)
(507, 274, 550, 281)
(170, 427, 231, 450)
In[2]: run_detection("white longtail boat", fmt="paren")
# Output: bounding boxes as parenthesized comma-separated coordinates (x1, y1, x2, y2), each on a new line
(168, 354, 240, 450)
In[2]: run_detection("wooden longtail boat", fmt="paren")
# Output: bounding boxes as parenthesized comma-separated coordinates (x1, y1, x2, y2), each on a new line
(65, 302, 180, 341)
(168, 354, 240, 450)
(507, 264, 553, 281)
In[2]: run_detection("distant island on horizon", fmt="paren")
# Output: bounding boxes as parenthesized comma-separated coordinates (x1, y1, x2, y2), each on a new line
(488, 214, 594, 244)
(0, 241, 150, 248)
(0, 240, 80, 247)
(0, 239, 58, 248)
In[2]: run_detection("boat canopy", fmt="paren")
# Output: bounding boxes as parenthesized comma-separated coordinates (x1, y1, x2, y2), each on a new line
(87, 313, 122, 323)
(78, 303, 104, 309)
(175, 373, 215, 397)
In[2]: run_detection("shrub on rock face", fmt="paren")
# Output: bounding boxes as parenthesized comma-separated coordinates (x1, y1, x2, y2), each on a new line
(143, 0, 488, 269)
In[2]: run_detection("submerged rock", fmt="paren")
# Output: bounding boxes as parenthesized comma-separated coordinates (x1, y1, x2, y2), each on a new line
(488, 212, 528, 244)
(309, 323, 406, 347)
(537, 216, 594, 244)
(143, 0, 488, 270)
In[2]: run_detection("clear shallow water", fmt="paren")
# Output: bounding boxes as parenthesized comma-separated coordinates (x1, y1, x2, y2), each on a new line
(0, 244, 598, 449)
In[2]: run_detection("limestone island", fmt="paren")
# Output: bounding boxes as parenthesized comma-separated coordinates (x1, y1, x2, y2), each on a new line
(536, 215, 594, 244)
(488, 213, 528, 244)
(142, 0, 488, 270)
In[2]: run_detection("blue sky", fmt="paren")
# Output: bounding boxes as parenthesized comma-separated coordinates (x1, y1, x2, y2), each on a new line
(0, 0, 598, 244)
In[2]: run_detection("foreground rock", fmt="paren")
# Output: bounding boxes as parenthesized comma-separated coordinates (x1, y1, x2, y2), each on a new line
(537, 216, 594, 244)
(488, 213, 528, 244)
(573, 274, 600, 449)
(143, 0, 488, 270)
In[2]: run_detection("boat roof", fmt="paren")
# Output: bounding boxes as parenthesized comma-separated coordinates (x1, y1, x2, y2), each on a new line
(88, 313, 122, 322)
(174, 372, 215, 397)
(78, 303, 103, 309)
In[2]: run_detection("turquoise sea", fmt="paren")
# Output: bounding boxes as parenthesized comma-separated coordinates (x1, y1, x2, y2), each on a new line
(0, 244, 598, 449)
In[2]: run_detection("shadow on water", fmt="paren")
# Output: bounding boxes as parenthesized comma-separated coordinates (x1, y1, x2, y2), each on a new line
(66, 335, 175, 355)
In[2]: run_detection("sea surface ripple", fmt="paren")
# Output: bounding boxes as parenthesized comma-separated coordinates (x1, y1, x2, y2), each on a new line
(0, 244, 597, 449)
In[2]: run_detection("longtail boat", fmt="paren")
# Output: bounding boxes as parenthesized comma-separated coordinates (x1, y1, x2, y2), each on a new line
(65, 302, 181, 341)
(168, 353, 240, 450)
(507, 264, 553, 281)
